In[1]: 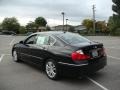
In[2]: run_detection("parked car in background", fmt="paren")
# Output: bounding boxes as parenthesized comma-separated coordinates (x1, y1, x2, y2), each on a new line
(0, 32, 2, 35)
(26, 32, 33, 36)
(12, 31, 107, 80)
(1, 30, 16, 35)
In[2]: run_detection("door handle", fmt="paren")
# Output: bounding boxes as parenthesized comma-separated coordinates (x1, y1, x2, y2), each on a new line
(42, 47, 47, 50)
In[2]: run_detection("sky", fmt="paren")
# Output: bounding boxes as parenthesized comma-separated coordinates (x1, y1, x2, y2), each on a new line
(0, 0, 113, 26)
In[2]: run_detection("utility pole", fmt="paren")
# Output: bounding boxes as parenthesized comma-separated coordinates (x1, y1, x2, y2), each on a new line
(61, 12, 65, 31)
(92, 5, 96, 34)
(66, 19, 68, 31)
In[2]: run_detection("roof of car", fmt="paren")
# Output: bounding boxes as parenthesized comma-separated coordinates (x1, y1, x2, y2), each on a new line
(33, 31, 69, 36)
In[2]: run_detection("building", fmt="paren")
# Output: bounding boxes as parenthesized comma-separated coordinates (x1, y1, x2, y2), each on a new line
(26, 26, 46, 32)
(51, 25, 86, 33)
(74, 25, 86, 33)
(51, 25, 72, 31)
(37, 26, 46, 32)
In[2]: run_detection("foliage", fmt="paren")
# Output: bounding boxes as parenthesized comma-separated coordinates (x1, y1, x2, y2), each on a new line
(46, 25, 51, 31)
(112, 0, 120, 16)
(107, 0, 120, 35)
(19, 26, 26, 34)
(26, 21, 36, 32)
(108, 16, 120, 35)
(113, 28, 120, 35)
(35, 17, 47, 27)
(96, 21, 108, 33)
(108, 16, 115, 33)
(82, 19, 109, 34)
(68, 26, 75, 32)
(2, 17, 20, 33)
(0, 16, 48, 34)
(82, 19, 93, 33)
(0, 23, 2, 32)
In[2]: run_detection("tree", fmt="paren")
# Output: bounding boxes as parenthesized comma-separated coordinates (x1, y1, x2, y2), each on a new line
(35, 17, 47, 27)
(108, 16, 120, 35)
(26, 21, 36, 32)
(2, 17, 20, 33)
(69, 26, 75, 32)
(46, 25, 51, 31)
(82, 19, 93, 33)
(112, 0, 120, 16)
(19, 26, 26, 34)
(108, 0, 120, 35)
(108, 16, 115, 33)
(0, 23, 2, 32)
(96, 21, 108, 33)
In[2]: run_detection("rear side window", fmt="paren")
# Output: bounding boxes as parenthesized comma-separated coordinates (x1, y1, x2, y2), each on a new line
(49, 36, 55, 45)
(56, 32, 90, 45)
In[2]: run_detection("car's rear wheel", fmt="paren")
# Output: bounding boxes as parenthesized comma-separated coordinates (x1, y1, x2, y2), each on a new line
(45, 60, 59, 80)
(12, 50, 20, 62)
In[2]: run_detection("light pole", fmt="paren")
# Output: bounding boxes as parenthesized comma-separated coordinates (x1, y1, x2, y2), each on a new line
(92, 5, 96, 34)
(66, 19, 68, 31)
(61, 12, 65, 31)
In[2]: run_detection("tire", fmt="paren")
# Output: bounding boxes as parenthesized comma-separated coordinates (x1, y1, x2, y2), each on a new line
(12, 50, 20, 62)
(45, 59, 60, 80)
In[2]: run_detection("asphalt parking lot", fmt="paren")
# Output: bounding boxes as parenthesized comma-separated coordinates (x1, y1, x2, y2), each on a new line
(0, 35, 120, 90)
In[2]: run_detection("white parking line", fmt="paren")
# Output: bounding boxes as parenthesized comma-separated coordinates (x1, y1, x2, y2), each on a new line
(2, 54, 11, 56)
(87, 77, 109, 90)
(107, 47, 120, 50)
(0, 54, 11, 62)
(0, 54, 5, 62)
(9, 39, 15, 45)
(107, 55, 120, 60)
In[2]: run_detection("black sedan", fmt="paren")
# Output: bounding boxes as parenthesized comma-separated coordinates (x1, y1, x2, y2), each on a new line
(1, 31, 16, 35)
(12, 31, 107, 80)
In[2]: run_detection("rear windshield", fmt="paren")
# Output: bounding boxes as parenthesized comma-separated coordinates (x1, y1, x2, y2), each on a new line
(56, 32, 90, 45)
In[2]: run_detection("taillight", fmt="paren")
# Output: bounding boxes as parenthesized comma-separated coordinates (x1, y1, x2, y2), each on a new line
(102, 48, 106, 56)
(71, 50, 90, 61)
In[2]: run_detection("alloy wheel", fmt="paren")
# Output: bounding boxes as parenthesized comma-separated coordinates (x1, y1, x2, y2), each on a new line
(13, 50, 18, 62)
(46, 61, 57, 79)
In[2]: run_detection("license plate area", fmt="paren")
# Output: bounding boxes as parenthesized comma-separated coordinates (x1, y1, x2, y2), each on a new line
(92, 50, 98, 58)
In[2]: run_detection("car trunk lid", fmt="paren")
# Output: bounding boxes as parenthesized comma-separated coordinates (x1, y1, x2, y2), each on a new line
(71, 42, 105, 59)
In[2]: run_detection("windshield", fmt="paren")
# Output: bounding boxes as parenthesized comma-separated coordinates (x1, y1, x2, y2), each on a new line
(56, 32, 90, 45)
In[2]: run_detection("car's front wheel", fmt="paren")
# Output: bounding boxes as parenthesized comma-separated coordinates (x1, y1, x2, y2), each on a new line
(12, 50, 20, 62)
(45, 60, 59, 80)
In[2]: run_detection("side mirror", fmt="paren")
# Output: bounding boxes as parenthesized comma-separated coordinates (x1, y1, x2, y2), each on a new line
(19, 41, 24, 44)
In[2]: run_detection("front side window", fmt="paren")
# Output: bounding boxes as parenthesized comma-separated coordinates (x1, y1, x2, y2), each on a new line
(25, 35, 37, 44)
(36, 35, 49, 45)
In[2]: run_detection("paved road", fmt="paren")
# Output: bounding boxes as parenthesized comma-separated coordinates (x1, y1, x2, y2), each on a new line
(0, 35, 120, 90)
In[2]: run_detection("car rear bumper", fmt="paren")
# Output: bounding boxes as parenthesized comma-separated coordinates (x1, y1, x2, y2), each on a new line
(58, 56, 107, 76)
